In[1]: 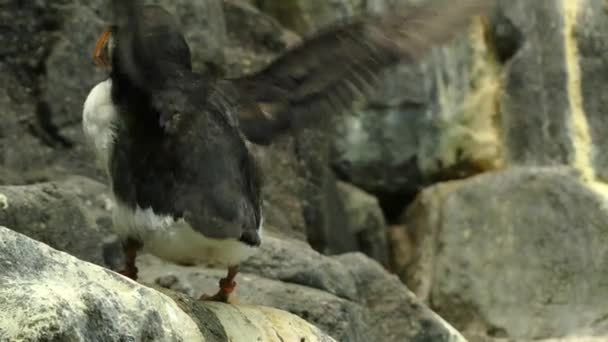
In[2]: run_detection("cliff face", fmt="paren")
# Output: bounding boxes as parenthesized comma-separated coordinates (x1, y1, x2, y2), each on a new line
(1, 0, 608, 341)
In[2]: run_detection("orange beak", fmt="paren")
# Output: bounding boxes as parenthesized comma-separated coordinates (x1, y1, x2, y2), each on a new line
(93, 28, 112, 68)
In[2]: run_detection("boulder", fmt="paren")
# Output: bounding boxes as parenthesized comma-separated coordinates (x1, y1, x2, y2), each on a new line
(336, 181, 389, 265)
(138, 234, 467, 342)
(0, 226, 335, 341)
(494, 1, 575, 166)
(575, 0, 608, 181)
(0, 176, 116, 267)
(0, 173, 467, 341)
(254, 0, 363, 36)
(332, 15, 502, 196)
(400, 167, 608, 340)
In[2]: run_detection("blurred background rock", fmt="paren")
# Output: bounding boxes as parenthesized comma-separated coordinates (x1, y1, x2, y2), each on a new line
(1, 0, 608, 341)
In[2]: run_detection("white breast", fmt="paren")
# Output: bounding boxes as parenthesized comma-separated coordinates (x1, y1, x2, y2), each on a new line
(113, 201, 262, 266)
(83, 79, 117, 171)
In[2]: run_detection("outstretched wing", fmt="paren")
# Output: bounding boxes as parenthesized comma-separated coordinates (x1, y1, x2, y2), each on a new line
(233, 0, 491, 145)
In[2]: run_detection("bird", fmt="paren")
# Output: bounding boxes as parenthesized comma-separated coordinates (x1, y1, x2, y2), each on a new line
(83, 0, 490, 302)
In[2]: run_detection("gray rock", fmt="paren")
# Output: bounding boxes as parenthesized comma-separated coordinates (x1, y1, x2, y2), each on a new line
(575, 0, 608, 181)
(297, 128, 355, 254)
(495, 1, 575, 165)
(138, 234, 467, 342)
(0, 176, 115, 267)
(139, 254, 371, 342)
(402, 167, 608, 340)
(337, 181, 389, 265)
(242, 235, 359, 301)
(0, 226, 335, 342)
(336, 253, 467, 342)
(331, 63, 429, 195)
(254, 0, 364, 36)
(0, 60, 96, 185)
(330, 3, 501, 195)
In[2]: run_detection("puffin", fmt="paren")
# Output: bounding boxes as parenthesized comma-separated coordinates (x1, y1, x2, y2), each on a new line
(83, 0, 489, 302)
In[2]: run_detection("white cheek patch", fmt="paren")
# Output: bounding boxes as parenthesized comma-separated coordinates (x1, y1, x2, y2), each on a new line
(83, 79, 117, 171)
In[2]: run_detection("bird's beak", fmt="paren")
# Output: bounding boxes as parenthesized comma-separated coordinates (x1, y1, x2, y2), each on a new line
(93, 28, 112, 68)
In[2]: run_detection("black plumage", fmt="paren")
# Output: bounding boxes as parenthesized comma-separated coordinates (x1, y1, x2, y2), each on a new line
(91, 0, 490, 301)
(109, 5, 263, 244)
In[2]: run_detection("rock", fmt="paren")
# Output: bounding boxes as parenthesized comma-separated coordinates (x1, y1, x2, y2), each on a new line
(401, 167, 608, 340)
(329, 5, 501, 196)
(139, 254, 372, 342)
(0, 61, 92, 185)
(336, 181, 389, 265)
(575, 0, 608, 181)
(137, 234, 467, 342)
(331, 63, 429, 196)
(0, 226, 335, 342)
(297, 129, 354, 254)
(494, 1, 575, 166)
(254, 0, 363, 36)
(0, 176, 115, 267)
(336, 253, 467, 342)
(386, 224, 414, 280)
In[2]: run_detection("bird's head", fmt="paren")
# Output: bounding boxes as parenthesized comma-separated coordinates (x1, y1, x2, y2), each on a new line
(93, 5, 191, 77)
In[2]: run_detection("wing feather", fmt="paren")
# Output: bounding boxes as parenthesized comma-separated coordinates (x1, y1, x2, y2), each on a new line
(233, 0, 492, 145)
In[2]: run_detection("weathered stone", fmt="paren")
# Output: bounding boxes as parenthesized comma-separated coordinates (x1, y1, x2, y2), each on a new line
(0, 226, 335, 342)
(138, 234, 467, 342)
(0, 177, 115, 266)
(336, 253, 467, 342)
(297, 128, 354, 254)
(401, 167, 608, 340)
(386, 224, 414, 281)
(331, 8, 501, 195)
(575, 0, 608, 182)
(495, 1, 575, 165)
(330, 63, 428, 195)
(336, 181, 389, 265)
(254, 0, 364, 36)
(140, 254, 372, 342)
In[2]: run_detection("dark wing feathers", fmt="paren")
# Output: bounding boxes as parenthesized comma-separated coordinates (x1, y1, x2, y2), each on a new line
(233, 0, 491, 145)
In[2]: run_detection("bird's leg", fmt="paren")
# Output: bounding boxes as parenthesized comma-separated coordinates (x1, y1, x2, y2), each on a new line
(118, 238, 140, 281)
(199, 265, 239, 303)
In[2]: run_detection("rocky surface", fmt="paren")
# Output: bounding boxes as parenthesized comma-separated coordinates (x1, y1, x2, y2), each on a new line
(0, 226, 334, 342)
(0, 177, 466, 341)
(336, 181, 389, 265)
(329, 2, 501, 198)
(0, 177, 116, 267)
(138, 235, 467, 342)
(3, 0, 608, 341)
(399, 167, 608, 341)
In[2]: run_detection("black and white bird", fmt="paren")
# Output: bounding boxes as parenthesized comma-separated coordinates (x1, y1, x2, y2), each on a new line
(83, 0, 489, 302)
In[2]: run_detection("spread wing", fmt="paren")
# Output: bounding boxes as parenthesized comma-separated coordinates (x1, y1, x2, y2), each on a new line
(232, 0, 492, 145)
